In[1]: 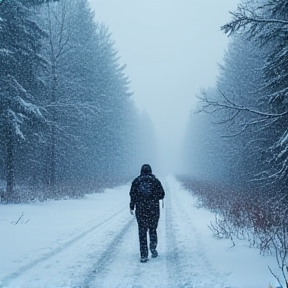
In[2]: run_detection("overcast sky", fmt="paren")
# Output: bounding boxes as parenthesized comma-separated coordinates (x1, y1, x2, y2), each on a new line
(88, 0, 240, 173)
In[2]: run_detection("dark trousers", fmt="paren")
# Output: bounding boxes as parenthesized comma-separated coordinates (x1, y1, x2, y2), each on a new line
(136, 214, 159, 258)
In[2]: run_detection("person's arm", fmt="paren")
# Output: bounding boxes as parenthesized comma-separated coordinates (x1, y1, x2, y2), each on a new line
(129, 180, 137, 214)
(156, 179, 165, 200)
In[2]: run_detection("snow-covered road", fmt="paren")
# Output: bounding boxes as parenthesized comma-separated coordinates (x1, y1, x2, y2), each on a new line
(0, 176, 279, 288)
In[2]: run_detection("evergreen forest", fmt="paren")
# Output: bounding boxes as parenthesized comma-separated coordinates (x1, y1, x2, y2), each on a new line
(0, 0, 155, 202)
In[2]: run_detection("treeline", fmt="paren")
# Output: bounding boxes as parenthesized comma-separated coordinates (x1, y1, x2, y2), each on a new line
(184, 0, 288, 201)
(182, 1, 288, 285)
(0, 0, 155, 202)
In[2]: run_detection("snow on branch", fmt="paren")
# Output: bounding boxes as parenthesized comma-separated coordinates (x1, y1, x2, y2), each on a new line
(198, 90, 288, 118)
(2, 75, 45, 140)
(18, 97, 43, 119)
(221, 3, 288, 36)
(7, 109, 25, 140)
(0, 48, 13, 56)
(43, 101, 102, 117)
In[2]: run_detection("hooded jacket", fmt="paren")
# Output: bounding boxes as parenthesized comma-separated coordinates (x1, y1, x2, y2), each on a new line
(129, 164, 165, 219)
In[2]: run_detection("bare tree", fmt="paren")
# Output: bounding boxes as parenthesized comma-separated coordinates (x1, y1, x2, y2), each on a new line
(199, 0, 288, 188)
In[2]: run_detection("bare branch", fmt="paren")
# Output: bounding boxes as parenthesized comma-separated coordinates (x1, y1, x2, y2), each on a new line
(12, 212, 24, 225)
(198, 90, 288, 118)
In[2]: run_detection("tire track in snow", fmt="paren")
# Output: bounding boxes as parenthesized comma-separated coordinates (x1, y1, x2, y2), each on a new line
(81, 217, 135, 288)
(165, 182, 184, 288)
(80, 195, 168, 288)
(129, 213, 168, 288)
(167, 176, 227, 288)
(82, 213, 168, 288)
(1, 204, 129, 286)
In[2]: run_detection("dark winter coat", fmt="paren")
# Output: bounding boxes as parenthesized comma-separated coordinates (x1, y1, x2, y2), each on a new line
(129, 171, 165, 220)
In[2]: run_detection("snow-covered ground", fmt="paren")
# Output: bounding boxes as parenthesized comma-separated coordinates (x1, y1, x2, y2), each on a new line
(0, 175, 281, 288)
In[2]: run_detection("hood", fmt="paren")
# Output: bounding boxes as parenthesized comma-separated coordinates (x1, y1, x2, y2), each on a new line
(140, 164, 152, 175)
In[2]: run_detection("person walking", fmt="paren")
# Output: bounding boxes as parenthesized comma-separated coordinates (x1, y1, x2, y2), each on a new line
(129, 164, 165, 263)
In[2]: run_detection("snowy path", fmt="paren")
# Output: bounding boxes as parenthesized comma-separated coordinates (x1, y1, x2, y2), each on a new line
(0, 176, 279, 288)
(81, 176, 227, 288)
(164, 178, 227, 288)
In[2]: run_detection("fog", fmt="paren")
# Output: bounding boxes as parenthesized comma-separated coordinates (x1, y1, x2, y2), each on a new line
(88, 0, 239, 175)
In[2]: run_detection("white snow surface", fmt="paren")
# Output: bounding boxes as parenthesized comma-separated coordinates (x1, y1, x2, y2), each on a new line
(0, 175, 280, 288)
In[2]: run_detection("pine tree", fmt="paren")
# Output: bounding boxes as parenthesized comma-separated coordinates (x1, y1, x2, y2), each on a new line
(0, 0, 45, 199)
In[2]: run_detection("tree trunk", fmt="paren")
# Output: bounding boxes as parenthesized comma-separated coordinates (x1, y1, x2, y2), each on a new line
(49, 124, 56, 193)
(48, 63, 57, 195)
(6, 128, 15, 198)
